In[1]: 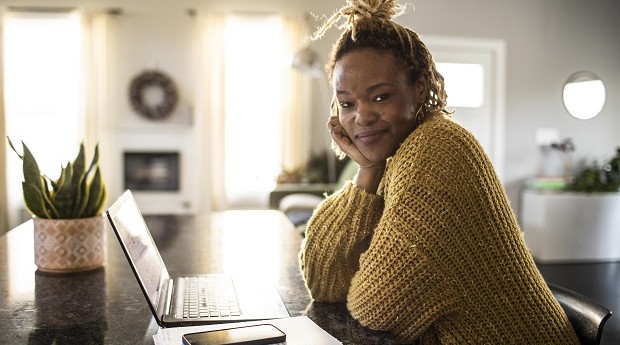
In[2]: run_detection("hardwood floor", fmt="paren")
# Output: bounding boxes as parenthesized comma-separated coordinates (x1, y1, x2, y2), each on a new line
(538, 262, 619, 345)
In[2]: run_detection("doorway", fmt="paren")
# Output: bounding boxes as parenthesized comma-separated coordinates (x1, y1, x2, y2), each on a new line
(426, 36, 506, 181)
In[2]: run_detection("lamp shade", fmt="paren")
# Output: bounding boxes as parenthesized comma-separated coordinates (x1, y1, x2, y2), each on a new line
(290, 45, 336, 182)
(291, 46, 323, 77)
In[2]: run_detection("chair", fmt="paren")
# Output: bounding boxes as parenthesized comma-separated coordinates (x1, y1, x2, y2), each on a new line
(278, 159, 359, 227)
(548, 283, 612, 345)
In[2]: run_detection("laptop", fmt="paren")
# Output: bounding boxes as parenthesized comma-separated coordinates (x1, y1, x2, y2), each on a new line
(106, 190, 290, 327)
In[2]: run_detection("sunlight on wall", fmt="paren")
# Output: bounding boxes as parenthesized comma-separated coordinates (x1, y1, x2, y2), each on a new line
(223, 15, 284, 208)
(3, 11, 82, 226)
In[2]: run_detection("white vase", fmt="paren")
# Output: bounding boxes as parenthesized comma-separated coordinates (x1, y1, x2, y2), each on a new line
(33, 216, 106, 273)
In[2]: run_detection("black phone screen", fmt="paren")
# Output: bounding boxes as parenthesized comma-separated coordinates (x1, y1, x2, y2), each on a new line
(181, 324, 286, 345)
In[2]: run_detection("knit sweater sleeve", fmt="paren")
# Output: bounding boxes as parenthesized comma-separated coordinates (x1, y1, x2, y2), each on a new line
(300, 151, 460, 342)
(346, 164, 461, 342)
(300, 181, 385, 302)
(302, 119, 467, 342)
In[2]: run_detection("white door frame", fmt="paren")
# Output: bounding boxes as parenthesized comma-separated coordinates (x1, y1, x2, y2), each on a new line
(425, 36, 507, 181)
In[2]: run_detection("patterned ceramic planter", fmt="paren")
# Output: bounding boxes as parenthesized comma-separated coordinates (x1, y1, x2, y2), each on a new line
(33, 216, 106, 273)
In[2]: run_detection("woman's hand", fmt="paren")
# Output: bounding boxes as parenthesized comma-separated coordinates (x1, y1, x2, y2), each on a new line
(328, 116, 370, 167)
(328, 116, 386, 194)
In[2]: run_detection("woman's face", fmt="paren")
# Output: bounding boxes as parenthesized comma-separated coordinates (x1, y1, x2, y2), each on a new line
(333, 48, 425, 162)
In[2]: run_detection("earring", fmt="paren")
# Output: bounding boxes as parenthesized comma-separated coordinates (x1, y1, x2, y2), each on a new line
(415, 105, 424, 125)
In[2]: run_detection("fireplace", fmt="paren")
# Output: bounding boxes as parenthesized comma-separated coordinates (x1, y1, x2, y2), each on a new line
(123, 151, 180, 191)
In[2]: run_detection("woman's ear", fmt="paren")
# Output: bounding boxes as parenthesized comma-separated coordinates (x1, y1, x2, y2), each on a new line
(414, 73, 428, 102)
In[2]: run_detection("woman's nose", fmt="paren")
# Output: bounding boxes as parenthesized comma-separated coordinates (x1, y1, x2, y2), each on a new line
(355, 102, 378, 126)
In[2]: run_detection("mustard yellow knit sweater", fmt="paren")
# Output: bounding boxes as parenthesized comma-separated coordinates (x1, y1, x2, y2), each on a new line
(299, 114, 579, 344)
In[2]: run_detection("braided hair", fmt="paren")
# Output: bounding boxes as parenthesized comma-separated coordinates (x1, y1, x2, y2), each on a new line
(313, 0, 448, 121)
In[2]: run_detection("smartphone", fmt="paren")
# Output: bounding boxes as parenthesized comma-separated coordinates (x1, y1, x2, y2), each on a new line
(181, 324, 286, 345)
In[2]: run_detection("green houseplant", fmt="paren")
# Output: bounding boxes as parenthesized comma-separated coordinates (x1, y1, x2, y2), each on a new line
(7, 138, 107, 273)
(566, 147, 620, 193)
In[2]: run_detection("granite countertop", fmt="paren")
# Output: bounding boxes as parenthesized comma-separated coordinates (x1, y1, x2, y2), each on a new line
(0, 212, 400, 344)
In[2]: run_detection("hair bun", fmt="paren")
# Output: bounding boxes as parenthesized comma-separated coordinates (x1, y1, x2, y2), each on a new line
(349, 0, 406, 20)
(311, 0, 408, 40)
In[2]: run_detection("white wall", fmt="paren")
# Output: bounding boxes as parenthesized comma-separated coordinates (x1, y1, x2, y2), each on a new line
(4, 0, 620, 215)
(306, 0, 620, 208)
(104, 7, 201, 214)
(396, 0, 620, 206)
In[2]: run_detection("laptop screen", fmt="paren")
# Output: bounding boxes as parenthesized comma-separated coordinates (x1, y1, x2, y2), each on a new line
(106, 190, 170, 317)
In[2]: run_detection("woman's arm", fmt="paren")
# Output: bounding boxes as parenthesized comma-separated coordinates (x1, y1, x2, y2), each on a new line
(299, 182, 384, 302)
(344, 119, 467, 342)
(346, 194, 459, 342)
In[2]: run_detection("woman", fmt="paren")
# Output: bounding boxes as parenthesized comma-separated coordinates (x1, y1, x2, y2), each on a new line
(299, 0, 580, 343)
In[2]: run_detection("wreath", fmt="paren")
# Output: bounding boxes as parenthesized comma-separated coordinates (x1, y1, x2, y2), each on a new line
(129, 70, 178, 120)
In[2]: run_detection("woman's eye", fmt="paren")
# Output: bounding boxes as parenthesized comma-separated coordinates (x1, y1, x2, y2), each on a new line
(373, 94, 390, 102)
(339, 101, 353, 108)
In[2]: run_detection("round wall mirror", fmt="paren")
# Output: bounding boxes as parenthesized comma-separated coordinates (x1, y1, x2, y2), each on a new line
(562, 71, 606, 120)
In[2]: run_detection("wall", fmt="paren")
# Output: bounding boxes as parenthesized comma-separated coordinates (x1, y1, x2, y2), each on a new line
(105, 6, 201, 214)
(396, 0, 620, 206)
(302, 0, 620, 208)
(3, 0, 619, 215)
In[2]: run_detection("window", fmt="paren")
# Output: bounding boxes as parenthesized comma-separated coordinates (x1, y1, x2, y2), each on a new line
(427, 37, 505, 180)
(223, 15, 285, 208)
(436, 62, 484, 108)
(3, 10, 83, 226)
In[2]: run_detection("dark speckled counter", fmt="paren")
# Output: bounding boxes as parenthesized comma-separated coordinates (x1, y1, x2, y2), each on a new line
(0, 211, 399, 345)
(6, 211, 617, 344)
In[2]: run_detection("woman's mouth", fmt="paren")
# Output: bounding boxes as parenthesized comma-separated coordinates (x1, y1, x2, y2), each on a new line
(355, 129, 387, 144)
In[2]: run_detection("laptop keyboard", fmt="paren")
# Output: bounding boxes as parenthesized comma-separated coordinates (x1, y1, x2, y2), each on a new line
(180, 276, 241, 318)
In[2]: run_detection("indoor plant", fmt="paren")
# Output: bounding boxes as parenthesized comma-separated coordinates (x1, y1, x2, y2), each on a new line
(566, 147, 620, 193)
(8, 138, 107, 273)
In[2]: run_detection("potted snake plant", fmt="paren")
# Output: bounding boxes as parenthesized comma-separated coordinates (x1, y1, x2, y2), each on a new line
(7, 138, 107, 273)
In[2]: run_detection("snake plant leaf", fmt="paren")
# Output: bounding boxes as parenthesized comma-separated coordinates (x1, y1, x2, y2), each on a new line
(84, 167, 105, 217)
(22, 181, 50, 218)
(51, 164, 66, 191)
(20, 142, 45, 192)
(20, 142, 63, 219)
(74, 144, 100, 217)
(6, 137, 23, 160)
(73, 169, 90, 218)
(71, 144, 87, 217)
(72, 143, 86, 182)
(8, 138, 106, 219)
(86, 143, 100, 176)
(80, 145, 103, 217)
(7, 137, 50, 208)
(94, 185, 107, 216)
(41, 177, 60, 218)
(53, 162, 76, 218)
